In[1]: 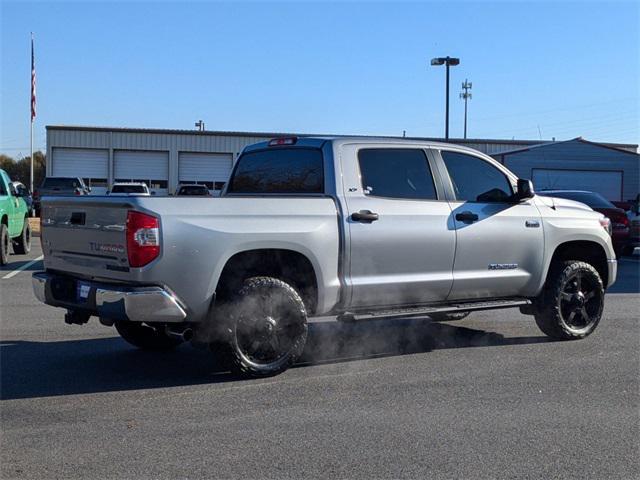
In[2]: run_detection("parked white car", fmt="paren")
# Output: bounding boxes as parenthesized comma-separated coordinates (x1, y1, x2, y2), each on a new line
(107, 183, 151, 196)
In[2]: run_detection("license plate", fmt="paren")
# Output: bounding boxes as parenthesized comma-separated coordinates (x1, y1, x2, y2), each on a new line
(76, 282, 91, 303)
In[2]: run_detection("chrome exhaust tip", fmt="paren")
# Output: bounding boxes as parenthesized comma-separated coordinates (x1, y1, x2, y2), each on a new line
(165, 326, 193, 342)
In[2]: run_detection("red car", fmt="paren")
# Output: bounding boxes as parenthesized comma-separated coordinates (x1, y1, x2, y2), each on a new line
(538, 190, 630, 255)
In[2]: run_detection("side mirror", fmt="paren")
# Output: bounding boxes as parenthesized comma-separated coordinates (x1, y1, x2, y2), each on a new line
(516, 179, 535, 201)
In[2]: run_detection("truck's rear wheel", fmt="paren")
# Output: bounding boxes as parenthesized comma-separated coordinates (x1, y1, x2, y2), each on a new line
(534, 261, 604, 340)
(214, 276, 308, 377)
(115, 321, 183, 351)
(12, 217, 31, 255)
(0, 224, 9, 265)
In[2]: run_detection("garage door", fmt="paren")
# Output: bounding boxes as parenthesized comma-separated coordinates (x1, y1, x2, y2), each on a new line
(532, 169, 623, 201)
(51, 148, 109, 194)
(114, 150, 169, 195)
(178, 152, 233, 195)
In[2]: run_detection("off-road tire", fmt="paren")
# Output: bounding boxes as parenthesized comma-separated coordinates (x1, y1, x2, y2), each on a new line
(534, 261, 604, 340)
(0, 224, 9, 265)
(12, 217, 31, 255)
(115, 321, 183, 351)
(213, 276, 308, 378)
(429, 312, 471, 322)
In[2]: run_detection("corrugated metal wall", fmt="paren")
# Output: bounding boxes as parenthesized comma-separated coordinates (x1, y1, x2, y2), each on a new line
(494, 140, 640, 201)
(47, 128, 273, 193)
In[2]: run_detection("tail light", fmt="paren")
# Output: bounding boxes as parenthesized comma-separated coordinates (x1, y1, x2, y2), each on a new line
(33, 190, 40, 200)
(126, 211, 160, 267)
(268, 137, 297, 146)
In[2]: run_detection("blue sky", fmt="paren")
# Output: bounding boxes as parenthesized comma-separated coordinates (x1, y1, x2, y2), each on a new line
(1, 1, 638, 156)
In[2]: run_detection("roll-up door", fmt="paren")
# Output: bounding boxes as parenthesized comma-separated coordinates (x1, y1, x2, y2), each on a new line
(51, 148, 108, 194)
(178, 152, 233, 195)
(114, 150, 169, 195)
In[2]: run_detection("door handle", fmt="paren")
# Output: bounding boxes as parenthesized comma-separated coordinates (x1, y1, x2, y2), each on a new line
(455, 211, 479, 223)
(351, 210, 379, 223)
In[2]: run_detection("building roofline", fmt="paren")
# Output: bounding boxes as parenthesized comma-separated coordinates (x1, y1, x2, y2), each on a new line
(493, 137, 639, 156)
(46, 125, 638, 152)
(43, 124, 562, 147)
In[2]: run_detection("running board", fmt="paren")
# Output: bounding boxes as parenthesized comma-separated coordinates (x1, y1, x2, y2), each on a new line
(341, 298, 531, 322)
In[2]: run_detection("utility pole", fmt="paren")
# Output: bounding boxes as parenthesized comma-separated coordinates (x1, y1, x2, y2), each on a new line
(460, 79, 472, 139)
(430, 56, 460, 140)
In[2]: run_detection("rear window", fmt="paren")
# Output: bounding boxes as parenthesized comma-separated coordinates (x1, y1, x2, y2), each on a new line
(42, 177, 81, 189)
(178, 185, 210, 195)
(228, 148, 323, 194)
(540, 191, 615, 209)
(111, 185, 146, 193)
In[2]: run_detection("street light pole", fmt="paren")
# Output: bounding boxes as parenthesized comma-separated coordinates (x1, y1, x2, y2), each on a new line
(430, 56, 460, 140)
(445, 62, 450, 139)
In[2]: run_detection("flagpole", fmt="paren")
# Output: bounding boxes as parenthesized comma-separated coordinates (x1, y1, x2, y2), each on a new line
(30, 32, 34, 215)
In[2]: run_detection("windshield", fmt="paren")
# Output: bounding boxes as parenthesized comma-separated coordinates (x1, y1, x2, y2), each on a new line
(541, 191, 615, 209)
(111, 185, 146, 193)
(42, 177, 83, 189)
(228, 148, 324, 194)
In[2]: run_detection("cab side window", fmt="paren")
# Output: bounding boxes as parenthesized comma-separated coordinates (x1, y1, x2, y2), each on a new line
(441, 151, 513, 202)
(358, 148, 438, 200)
(0, 176, 6, 196)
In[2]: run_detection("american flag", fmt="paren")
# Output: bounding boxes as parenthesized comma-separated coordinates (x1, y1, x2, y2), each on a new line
(31, 34, 36, 121)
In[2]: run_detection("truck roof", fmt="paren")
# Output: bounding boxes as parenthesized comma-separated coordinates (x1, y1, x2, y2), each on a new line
(243, 136, 490, 156)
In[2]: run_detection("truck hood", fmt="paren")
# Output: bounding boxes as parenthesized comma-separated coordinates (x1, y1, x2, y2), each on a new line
(536, 195, 596, 214)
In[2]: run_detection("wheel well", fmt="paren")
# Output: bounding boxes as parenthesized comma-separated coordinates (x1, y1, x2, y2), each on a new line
(216, 249, 318, 314)
(549, 241, 608, 286)
(1, 215, 7, 227)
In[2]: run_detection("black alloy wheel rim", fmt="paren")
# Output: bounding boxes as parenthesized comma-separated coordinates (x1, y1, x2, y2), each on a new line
(559, 270, 602, 330)
(235, 294, 302, 365)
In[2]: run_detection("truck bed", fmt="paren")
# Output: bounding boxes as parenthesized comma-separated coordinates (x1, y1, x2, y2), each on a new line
(40, 195, 341, 321)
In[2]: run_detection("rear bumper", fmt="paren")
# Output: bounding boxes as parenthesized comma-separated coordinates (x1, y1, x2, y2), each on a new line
(32, 271, 187, 323)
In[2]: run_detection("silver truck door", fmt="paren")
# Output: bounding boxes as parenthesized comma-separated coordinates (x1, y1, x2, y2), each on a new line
(436, 149, 544, 300)
(340, 144, 455, 309)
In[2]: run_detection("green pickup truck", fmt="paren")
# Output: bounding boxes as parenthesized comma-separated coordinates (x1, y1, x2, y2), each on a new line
(0, 169, 31, 265)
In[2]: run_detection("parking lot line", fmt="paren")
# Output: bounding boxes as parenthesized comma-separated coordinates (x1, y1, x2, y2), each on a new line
(2, 255, 44, 280)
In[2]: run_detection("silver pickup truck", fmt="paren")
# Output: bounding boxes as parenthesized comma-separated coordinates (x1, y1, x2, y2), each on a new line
(33, 137, 617, 376)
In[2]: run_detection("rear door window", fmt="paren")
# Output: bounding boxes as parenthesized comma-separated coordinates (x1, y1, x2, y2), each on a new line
(358, 148, 438, 200)
(228, 148, 323, 194)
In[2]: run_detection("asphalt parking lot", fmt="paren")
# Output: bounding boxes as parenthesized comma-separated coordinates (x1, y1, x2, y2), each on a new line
(1, 242, 638, 479)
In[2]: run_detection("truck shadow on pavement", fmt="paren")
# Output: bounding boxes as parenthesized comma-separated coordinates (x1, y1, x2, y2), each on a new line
(1, 318, 552, 400)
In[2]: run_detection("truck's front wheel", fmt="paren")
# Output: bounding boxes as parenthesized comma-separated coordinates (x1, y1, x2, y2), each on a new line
(115, 321, 183, 351)
(12, 217, 31, 255)
(0, 224, 8, 265)
(215, 276, 308, 377)
(534, 261, 605, 340)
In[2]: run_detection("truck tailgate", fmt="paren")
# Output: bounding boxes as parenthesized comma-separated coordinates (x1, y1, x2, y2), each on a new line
(41, 197, 133, 278)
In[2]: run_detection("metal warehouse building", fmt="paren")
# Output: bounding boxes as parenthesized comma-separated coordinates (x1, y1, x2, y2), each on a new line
(46, 125, 638, 199)
(492, 138, 640, 202)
